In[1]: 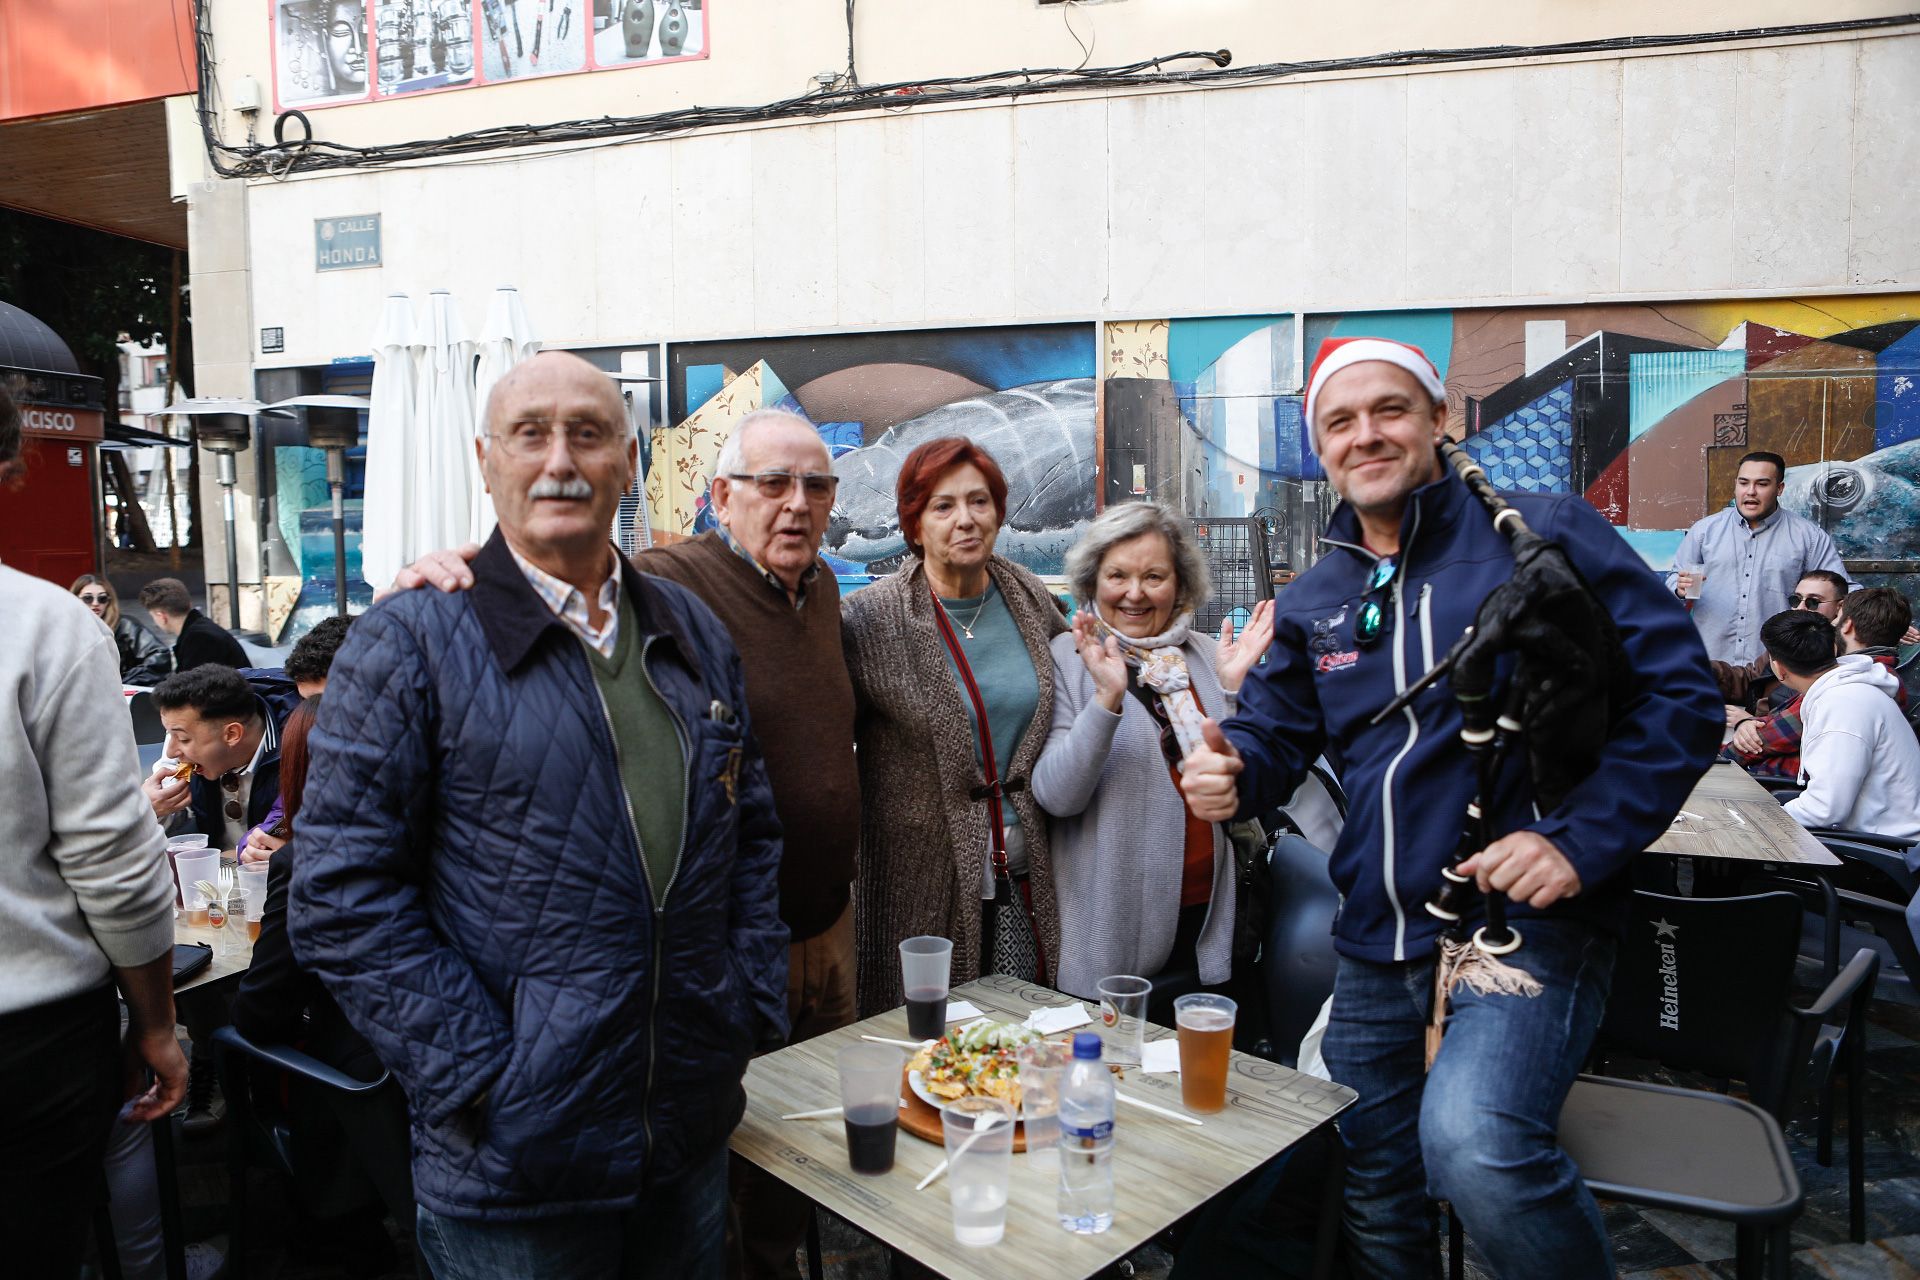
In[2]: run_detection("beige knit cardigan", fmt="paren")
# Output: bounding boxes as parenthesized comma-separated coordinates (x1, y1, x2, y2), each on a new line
(841, 554, 1068, 1015)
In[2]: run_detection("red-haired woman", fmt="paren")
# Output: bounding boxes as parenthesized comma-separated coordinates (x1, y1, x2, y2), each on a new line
(841, 436, 1067, 1014)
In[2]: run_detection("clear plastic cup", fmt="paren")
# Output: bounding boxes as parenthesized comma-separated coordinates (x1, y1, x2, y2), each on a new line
(941, 1096, 1016, 1247)
(175, 851, 220, 927)
(1174, 993, 1238, 1114)
(237, 866, 269, 943)
(1097, 975, 1152, 1067)
(1016, 1040, 1070, 1173)
(165, 834, 210, 907)
(1679, 562, 1706, 601)
(837, 1044, 904, 1176)
(899, 936, 953, 1041)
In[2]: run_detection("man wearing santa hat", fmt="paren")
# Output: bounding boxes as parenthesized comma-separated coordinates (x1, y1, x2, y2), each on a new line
(1182, 338, 1720, 1276)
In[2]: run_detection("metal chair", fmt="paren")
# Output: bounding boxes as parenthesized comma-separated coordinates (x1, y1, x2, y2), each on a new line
(1586, 891, 1881, 1259)
(210, 1025, 404, 1279)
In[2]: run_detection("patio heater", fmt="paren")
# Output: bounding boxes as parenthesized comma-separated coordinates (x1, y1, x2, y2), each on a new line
(194, 412, 253, 630)
(262, 394, 372, 618)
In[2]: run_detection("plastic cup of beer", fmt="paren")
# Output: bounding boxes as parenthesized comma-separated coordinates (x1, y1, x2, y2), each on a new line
(1097, 974, 1152, 1067)
(165, 834, 210, 907)
(237, 866, 269, 942)
(175, 851, 219, 927)
(1015, 1040, 1070, 1173)
(837, 1043, 904, 1175)
(941, 1096, 1016, 1247)
(1174, 993, 1237, 1114)
(899, 936, 954, 1042)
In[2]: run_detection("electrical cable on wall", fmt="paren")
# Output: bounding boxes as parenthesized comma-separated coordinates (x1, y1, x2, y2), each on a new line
(192, 5, 1918, 180)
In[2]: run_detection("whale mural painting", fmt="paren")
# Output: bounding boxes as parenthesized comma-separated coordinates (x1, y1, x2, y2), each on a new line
(826, 379, 1097, 572)
(1784, 440, 1920, 563)
(659, 324, 1097, 577)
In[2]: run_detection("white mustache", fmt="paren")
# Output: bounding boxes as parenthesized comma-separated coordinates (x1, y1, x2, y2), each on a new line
(529, 478, 593, 500)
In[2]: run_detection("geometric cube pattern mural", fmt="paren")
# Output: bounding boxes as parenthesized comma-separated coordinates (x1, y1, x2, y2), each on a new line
(1462, 382, 1574, 492)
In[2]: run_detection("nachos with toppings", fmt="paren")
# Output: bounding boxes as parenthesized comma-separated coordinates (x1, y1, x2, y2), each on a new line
(907, 1019, 1043, 1106)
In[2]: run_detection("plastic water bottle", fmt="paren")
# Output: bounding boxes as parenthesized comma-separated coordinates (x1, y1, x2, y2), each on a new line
(1056, 1031, 1115, 1233)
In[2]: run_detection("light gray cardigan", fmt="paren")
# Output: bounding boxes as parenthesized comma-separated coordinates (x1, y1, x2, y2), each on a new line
(1032, 629, 1236, 1001)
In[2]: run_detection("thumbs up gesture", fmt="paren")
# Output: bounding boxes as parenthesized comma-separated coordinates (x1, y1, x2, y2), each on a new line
(1179, 717, 1245, 822)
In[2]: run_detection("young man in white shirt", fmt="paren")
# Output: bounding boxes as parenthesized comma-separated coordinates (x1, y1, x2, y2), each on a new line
(1765, 610, 1920, 842)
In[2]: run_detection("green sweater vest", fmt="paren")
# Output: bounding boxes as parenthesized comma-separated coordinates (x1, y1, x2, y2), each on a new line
(585, 597, 687, 903)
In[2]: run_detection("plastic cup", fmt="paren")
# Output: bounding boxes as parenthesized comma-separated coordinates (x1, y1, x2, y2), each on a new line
(237, 866, 269, 943)
(1097, 975, 1152, 1067)
(1679, 562, 1706, 601)
(165, 834, 210, 907)
(899, 936, 954, 1041)
(1174, 993, 1238, 1114)
(175, 851, 219, 927)
(1016, 1040, 1070, 1173)
(941, 1096, 1016, 1247)
(837, 1044, 904, 1176)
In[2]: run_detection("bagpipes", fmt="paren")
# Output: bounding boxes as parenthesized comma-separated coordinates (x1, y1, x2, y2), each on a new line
(1369, 441, 1634, 1064)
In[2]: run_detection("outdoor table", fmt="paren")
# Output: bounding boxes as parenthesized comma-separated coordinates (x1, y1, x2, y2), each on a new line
(173, 915, 256, 993)
(731, 973, 1357, 1280)
(1645, 760, 1839, 865)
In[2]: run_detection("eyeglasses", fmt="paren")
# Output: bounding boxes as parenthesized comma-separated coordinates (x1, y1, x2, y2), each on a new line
(1788, 592, 1832, 610)
(221, 771, 244, 822)
(1354, 559, 1397, 648)
(490, 418, 623, 459)
(722, 471, 840, 503)
(78, 593, 111, 605)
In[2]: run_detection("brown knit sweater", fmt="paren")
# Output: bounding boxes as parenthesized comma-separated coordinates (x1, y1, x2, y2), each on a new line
(841, 554, 1068, 1015)
(633, 533, 859, 940)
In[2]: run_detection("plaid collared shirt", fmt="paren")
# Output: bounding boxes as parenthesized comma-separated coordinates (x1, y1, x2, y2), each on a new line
(509, 544, 621, 657)
(718, 524, 819, 610)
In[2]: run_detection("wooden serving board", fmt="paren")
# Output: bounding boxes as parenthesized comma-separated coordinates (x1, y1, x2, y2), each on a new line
(897, 1069, 1026, 1152)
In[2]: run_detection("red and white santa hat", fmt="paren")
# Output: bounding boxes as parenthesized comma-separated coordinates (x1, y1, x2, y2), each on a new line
(1302, 337, 1446, 453)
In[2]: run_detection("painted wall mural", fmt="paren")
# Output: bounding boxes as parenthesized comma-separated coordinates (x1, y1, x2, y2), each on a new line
(1105, 297, 1920, 590)
(652, 325, 1097, 577)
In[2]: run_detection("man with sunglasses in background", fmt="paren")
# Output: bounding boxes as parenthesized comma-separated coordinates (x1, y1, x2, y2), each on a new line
(1712, 568, 1850, 723)
(1179, 337, 1720, 1279)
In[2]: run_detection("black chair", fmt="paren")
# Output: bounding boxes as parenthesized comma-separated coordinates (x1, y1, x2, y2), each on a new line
(211, 1026, 404, 1280)
(1752, 775, 1803, 802)
(1586, 891, 1881, 1256)
(127, 691, 167, 773)
(1262, 834, 1341, 1068)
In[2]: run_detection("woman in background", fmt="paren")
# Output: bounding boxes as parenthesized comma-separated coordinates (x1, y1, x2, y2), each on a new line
(71, 574, 171, 684)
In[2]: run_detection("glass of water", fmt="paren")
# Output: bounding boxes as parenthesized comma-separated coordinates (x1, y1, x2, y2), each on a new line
(940, 1096, 1016, 1247)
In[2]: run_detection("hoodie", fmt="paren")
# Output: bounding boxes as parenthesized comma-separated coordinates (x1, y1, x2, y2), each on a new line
(1783, 654, 1920, 841)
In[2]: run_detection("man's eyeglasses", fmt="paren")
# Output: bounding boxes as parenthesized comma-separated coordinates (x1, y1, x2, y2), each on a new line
(221, 771, 244, 823)
(491, 419, 623, 459)
(1354, 559, 1397, 648)
(78, 593, 111, 605)
(723, 471, 839, 503)
(1787, 592, 1832, 610)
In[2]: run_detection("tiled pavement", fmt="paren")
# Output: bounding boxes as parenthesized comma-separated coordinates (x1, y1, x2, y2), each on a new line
(146, 964, 1920, 1280)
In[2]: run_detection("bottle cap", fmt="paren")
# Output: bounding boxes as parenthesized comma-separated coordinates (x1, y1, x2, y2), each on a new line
(1072, 1031, 1102, 1061)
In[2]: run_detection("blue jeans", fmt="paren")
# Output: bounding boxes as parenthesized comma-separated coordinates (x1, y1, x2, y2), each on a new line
(1321, 917, 1617, 1280)
(417, 1143, 730, 1280)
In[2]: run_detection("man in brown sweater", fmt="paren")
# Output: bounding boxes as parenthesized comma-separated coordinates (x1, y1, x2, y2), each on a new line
(393, 407, 858, 1279)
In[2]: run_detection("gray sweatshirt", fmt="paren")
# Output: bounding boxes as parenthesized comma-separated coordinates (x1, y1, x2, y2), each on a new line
(1, 564, 175, 1017)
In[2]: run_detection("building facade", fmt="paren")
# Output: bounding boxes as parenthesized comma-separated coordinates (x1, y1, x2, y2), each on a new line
(177, 0, 1920, 633)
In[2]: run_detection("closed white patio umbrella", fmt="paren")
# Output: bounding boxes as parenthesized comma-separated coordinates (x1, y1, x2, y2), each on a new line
(358, 294, 417, 590)
(411, 290, 479, 563)
(469, 286, 541, 544)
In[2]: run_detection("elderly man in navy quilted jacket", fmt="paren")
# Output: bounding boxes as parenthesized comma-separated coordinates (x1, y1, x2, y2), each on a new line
(290, 351, 789, 1279)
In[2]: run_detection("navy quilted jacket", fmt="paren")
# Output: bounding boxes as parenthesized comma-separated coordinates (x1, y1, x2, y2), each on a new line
(289, 532, 789, 1219)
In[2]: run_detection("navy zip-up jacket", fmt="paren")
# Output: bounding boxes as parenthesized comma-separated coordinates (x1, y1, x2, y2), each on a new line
(1225, 465, 1721, 964)
(290, 531, 789, 1219)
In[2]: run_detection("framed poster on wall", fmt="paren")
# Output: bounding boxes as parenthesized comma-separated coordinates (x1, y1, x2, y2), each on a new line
(590, 0, 705, 69)
(272, 0, 374, 109)
(371, 0, 477, 97)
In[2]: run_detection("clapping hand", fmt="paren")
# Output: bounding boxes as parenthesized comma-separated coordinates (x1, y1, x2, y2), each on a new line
(1073, 612, 1129, 713)
(1216, 600, 1275, 693)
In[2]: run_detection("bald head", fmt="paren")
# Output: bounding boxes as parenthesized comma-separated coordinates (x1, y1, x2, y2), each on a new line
(484, 351, 629, 440)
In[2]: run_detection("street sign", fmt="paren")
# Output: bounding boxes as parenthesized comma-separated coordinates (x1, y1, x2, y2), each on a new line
(315, 215, 382, 272)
